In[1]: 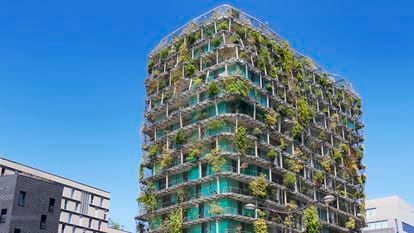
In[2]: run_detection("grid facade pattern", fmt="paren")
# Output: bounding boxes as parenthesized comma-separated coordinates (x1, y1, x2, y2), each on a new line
(138, 5, 365, 233)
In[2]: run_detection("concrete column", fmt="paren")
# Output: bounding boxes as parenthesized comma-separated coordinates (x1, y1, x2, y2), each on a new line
(216, 176, 220, 194)
(254, 141, 258, 157)
(166, 174, 169, 188)
(237, 155, 241, 174)
(199, 161, 202, 178)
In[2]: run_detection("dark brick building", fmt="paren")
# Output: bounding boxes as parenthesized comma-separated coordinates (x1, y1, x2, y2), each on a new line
(0, 173, 63, 233)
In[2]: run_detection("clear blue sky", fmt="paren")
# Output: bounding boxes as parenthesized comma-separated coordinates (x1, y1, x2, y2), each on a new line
(1, 0, 413, 231)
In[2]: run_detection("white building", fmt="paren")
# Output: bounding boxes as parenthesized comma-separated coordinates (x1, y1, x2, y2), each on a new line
(365, 196, 414, 233)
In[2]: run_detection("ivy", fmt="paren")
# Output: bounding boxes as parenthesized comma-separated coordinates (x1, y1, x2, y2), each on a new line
(137, 182, 157, 212)
(303, 206, 320, 233)
(276, 40, 296, 76)
(249, 173, 268, 198)
(178, 42, 190, 64)
(235, 126, 248, 154)
(160, 150, 172, 169)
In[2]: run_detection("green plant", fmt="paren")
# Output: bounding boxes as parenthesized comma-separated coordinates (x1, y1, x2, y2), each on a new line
(313, 171, 324, 185)
(253, 217, 268, 233)
(209, 119, 225, 130)
(185, 63, 197, 77)
(291, 120, 303, 138)
(269, 65, 278, 78)
(217, 20, 229, 31)
(178, 42, 190, 64)
(303, 205, 320, 233)
(253, 127, 262, 137)
(224, 77, 250, 97)
(332, 149, 342, 162)
(283, 172, 296, 188)
(160, 150, 172, 169)
(167, 208, 183, 233)
(193, 76, 203, 87)
(340, 143, 350, 154)
(279, 138, 288, 150)
(148, 145, 159, 159)
(211, 37, 222, 47)
(257, 47, 270, 71)
(235, 126, 248, 154)
(230, 34, 239, 44)
(266, 149, 277, 160)
(285, 158, 303, 173)
(209, 202, 224, 215)
(173, 130, 185, 146)
(206, 148, 225, 172)
(249, 173, 268, 198)
(320, 157, 331, 172)
(318, 73, 330, 87)
(137, 182, 157, 212)
(276, 40, 296, 76)
(208, 81, 221, 96)
(345, 217, 356, 230)
(147, 57, 155, 73)
(265, 113, 277, 127)
(177, 188, 185, 203)
(297, 97, 314, 127)
(187, 146, 201, 161)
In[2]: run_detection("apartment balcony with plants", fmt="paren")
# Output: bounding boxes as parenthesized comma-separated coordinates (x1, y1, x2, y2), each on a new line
(137, 4, 365, 233)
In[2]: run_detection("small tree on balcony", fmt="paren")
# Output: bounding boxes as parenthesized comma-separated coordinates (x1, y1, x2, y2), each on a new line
(206, 148, 225, 172)
(148, 145, 159, 159)
(254, 214, 268, 233)
(346, 217, 356, 230)
(266, 149, 277, 160)
(167, 208, 183, 233)
(160, 149, 172, 169)
(209, 201, 224, 215)
(175, 129, 185, 145)
(224, 77, 250, 97)
(235, 126, 248, 154)
(303, 205, 320, 233)
(265, 113, 277, 127)
(313, 171, 324, 186)
(249, 173, 268, 198)
(208, 81, 221, 96)
(137, 182, 157, 212)
(283, 172, 296, 188)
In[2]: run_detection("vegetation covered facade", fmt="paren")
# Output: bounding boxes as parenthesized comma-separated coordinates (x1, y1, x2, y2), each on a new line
(137, 5, 365, 233)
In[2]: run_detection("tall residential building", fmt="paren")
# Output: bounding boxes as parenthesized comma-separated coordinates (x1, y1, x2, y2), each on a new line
(137, 4, 365, 233)
(364, 196, 414, 233)
(0, 157, 115, 233)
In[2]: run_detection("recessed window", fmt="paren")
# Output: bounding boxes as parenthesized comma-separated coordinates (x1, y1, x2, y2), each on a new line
(366, 208, 377, 218)
(18, 191, 26, 206)
(0, 209, 7, 223)
(48, 198, 55, 213)
(40, 214, 47, 229)
(14, 229, 21, 233)
(64, 199, 68, 209)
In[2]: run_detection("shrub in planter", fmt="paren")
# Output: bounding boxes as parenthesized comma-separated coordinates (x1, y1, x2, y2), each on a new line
(211, 37, 222, 47)
(235, 126, 248, 154)
(283, 172, 296, 188)
(254, 217, 268, 233)
(209, 202, 224, 215)
(266, 149, 277, 160)
(265, 113, 277, 127)
(148, 145, 160, 159)
(253, 127, 262, 137)
(167, 208, 183, 233)
(249, 173, 268, 198)
(216, 20, 229, 31)
(303, 206, 320, 233)
(185, 63, 197, 77)
(175, 129, 185, 145)
(313, 171, 324, 186)
(224, 77, 250, 97)
(345, 217, 356, 230)
(206, 148, 225, 172)
(208, 81, 221, 96)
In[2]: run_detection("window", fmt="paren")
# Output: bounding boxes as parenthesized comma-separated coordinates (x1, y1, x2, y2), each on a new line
(75, 202, 79, 212)
(366, 208, 377, 218)
(99, 197, 103, 207)
(40, 214, 47, 229)
(14, 229, 21, 233)
(64, 199, 68, 209)
(403, 222, 414, 233)
(90, 194, 94, 204)
(365, 220, 388, 230)
(72, 226, 76, 233)
(70, 189, 75, 198)
(49, 198, 55, 213)
(18, 191, 26, 206)
(61, 224, 65, 233)
(98, 221, 101, 230)
(68, 213, 72, 223)
(0, 209, 7, 223)
(88, 218, 92, 228)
